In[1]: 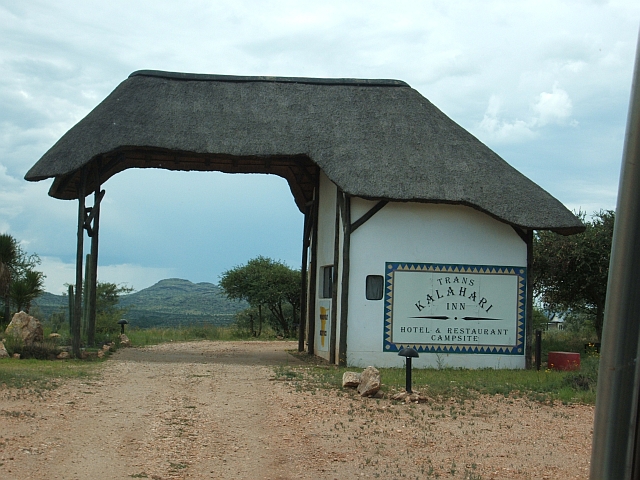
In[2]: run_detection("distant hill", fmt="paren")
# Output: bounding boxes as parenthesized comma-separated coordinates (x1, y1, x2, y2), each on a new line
(32, 278, 247, 328)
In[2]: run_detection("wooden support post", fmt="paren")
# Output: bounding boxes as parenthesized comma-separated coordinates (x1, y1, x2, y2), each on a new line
(298, 206, 311, 352)
(307, 187, 319, 355)
(87, 178, 103, 346)
(73, 167, 87, 359)
(68, 285, 74, 330)
(338, 193, 351, 366)
(526, 229, 534, 369)
(82, 254, 91, 337)
(329, 188, 341, 364)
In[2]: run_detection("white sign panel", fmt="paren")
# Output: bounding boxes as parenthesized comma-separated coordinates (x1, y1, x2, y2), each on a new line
(384, 263, 526, 355)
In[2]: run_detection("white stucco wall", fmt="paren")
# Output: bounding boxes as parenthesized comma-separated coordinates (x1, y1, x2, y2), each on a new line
(346, 198, 528, 369)
(314, 172, 338, 361)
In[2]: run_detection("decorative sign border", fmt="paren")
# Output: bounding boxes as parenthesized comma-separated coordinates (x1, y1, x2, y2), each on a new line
(383, 262, 526, 355)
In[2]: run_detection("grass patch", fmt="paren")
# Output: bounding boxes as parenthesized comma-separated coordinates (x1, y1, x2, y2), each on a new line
(125, 325, 272, 346)
(280, 354, 599, 405)
(0, 358, 100, 391)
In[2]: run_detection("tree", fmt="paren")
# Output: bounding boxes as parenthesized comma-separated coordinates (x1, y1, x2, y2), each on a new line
(0, 234, 18, 325)
(219, 256, 301, 337)
(0, 234, 44, 325)
(533, 210, 614, 341)
(94, 282, 134, 336)
(10, 269, 45, 313)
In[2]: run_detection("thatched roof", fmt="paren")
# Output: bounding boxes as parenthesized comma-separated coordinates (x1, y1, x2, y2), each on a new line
(25, 70, 583, 234)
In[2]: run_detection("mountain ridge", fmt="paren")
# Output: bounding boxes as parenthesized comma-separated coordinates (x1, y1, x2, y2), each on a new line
(32, 278, 247, 328)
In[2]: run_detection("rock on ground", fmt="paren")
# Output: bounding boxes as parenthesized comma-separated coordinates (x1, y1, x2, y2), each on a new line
(5, 311, 43, 345)
(357, 366, 381, 397)
(342, 371, 360, 387)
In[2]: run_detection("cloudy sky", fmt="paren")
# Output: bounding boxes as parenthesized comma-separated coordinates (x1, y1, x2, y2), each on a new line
(1, 0, 639, 294)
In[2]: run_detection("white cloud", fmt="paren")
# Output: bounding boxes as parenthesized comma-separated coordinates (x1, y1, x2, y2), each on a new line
(478, 84, 577, 143)
(478, 95, 537, 143)
(532, 84, 575, 127)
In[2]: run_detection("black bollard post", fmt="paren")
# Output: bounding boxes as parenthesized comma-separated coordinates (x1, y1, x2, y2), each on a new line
(406, 356, 413, 393)
(117, 319, 129, 335)
(535, 330, 542, 371)
(398, 347, 419, 393)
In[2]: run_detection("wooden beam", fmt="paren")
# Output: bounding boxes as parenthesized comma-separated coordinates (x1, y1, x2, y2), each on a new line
(87, 178, 103, 347)
(306, 185, 319, 355)
(329, 188, 341, 364)
(298, 206, 311, 352)
(351, 200, 388, 232)
(511, 225, 528, 243)
(73, 167, 87, 358)
(525, 229, 534, 369)
(338, 193, 351, 366)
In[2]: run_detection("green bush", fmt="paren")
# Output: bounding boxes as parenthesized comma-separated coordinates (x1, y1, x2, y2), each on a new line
(541, 329, 597, 362)
(2, 334, 62, 360)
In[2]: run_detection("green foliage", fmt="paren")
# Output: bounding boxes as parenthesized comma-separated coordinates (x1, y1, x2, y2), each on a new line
(531, 307, 549, 331)
(220, 256, 301, 337)
(533, 210, 614, 340)
(95, 282, 134, 339)
(541, 329, 598, 361)
(117, 279, 243, 328)
(0, 235, 18, 311)
(0, 331, 63, 360)
(47, 309, 66, 333)
(10, 269, 45, 313)
(562, 311, 595, 334)
(124, 325, 246, 345)
(233, 306, 264, 337)
(0, 233, 45, 325)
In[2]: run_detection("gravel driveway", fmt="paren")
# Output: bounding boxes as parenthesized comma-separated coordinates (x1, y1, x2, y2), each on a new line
(0, 341, 593, 479)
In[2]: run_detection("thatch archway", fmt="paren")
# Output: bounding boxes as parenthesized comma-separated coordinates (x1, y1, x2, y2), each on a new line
(26, 70, 584, 359)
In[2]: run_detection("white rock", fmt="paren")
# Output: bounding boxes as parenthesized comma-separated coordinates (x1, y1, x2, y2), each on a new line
(342, 372, 361, 388)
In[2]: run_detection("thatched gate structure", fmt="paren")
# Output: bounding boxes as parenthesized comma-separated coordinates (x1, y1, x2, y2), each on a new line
(26, 70, 583, 363)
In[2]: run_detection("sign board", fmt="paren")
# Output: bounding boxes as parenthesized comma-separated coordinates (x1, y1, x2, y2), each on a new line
(317, 301, 330, 352)
(384, 262, 526, 355)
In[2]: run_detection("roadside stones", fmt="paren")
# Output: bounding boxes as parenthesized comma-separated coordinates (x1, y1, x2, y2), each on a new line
(341, 371, 361, 388)
(119, 334, 131, 347)
(342, 367, 382, 397)
(357, 366, 381, 397)
(391, 391, 428, 403)
(5, 311, 43, 346)
(56, 351, 70, 360)
(0, 340, 8, 358)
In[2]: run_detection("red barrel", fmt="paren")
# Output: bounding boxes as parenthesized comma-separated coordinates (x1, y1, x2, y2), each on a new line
(548, 351, 581, 371)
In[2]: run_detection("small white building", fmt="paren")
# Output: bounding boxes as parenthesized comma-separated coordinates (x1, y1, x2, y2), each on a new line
(26, 70, 583, 367)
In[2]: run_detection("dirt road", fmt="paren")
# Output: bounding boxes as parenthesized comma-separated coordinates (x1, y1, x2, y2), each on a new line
(0, 341, 594, 479)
